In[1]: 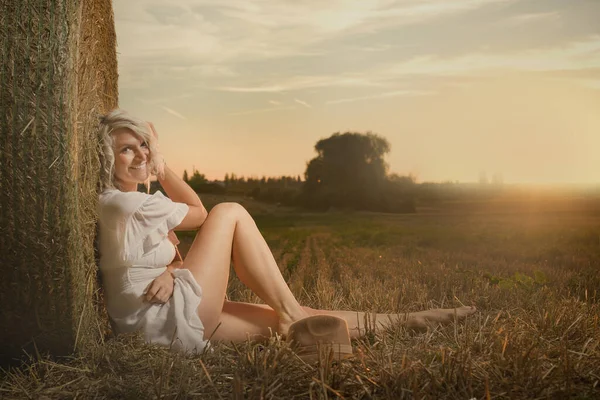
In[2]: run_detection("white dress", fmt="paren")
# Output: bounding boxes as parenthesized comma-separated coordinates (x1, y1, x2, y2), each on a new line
(98, 189, 208, 353)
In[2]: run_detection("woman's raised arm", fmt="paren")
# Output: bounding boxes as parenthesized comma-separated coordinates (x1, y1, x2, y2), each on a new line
(159, 165, 208, 230)
(147, 122, 208, 229)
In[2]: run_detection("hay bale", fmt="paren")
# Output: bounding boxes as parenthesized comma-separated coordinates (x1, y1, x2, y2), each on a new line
(0, 0, 118, 363)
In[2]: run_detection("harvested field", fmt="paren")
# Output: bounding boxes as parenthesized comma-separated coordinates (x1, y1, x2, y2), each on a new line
(1, 194, 600, 399)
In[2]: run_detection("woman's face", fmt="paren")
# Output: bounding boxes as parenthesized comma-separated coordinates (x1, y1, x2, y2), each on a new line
(112, 128, 150, 190)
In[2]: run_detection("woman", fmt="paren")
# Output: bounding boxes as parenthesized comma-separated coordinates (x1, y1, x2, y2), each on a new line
(97, 109, 476, 354)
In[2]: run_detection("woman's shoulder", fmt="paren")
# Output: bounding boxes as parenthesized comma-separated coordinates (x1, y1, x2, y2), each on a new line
(100, 188, 149, 201)
(99, 189, 151, 218)
(100, 188, 150, 204)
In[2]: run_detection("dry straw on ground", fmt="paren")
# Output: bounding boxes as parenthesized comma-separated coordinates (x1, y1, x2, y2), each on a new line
(0, 0, 117, 362)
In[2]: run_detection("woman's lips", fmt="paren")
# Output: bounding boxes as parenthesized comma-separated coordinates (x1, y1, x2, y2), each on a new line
(130, 161, 146, 170)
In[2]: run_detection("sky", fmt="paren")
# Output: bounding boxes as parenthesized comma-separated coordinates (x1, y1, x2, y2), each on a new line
(113, 0, 600, 185)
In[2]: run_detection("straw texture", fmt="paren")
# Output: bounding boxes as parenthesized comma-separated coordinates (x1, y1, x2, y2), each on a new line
(0, 0, 117, 362)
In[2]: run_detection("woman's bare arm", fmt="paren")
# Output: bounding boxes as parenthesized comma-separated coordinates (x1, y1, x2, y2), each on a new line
(148, 122, 207, 229)
(158, 165, 208, 230)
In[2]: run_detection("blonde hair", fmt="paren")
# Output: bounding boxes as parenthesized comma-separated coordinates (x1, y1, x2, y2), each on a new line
(98, 109, 159, 192)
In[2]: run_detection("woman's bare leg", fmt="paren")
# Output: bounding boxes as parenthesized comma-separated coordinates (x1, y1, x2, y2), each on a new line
(207, 302, 477, 342)
(180, 202, 476, 342)
(181, 202, 308, 340)
(307, 306, 477, 338)
(207, 301, 278, 342)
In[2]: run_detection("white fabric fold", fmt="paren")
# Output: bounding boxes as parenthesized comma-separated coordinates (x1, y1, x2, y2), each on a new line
(98, 189, 208, 354)
(125, 191, 189, 261)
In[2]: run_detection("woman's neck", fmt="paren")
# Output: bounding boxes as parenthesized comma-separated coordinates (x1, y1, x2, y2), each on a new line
(116, 180, 138, 192)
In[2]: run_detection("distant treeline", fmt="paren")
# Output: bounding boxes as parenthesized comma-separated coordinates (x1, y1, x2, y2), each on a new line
(148, 131, 510, 213)
(180, 169, 306, 207)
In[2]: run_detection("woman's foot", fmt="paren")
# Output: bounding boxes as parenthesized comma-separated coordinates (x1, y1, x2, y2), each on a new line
(406, 306, 477, 331)
(278, 309, 311, 337)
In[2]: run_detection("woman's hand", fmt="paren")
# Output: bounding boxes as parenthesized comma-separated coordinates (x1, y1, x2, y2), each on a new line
(146, 122, 166, 179)
(144, 269, 175, 304)
(144, 260, 184, 304)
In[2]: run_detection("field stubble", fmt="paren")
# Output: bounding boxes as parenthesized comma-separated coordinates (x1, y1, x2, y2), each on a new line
(2, 196, 600, 399)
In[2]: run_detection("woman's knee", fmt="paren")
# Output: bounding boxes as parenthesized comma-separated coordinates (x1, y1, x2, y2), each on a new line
(208, 202, 247, 219)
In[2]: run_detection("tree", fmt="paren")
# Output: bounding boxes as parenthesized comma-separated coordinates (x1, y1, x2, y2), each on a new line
(183, 169, 189, 183)
(188, 170, 207, 192)
(303, 132, 390, 210)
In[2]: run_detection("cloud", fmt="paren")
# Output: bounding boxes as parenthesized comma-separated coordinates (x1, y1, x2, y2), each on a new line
(573, 79, 600, 90)
(343, 44, 397, 52)
(136, 93, 195, 105)
(219, 85, 287, 93)
(333, 0, 515, 36)
(228, 105, 296, 116)
(294, 98, 312, 108)
(530, 67, 600, 90)
(384, 36, 600, 78)
(114, 0, 515, 71)
(326, 90, 435, 105)
(159, 106, 187, 120)
(218, 74, 383, 93)
(115, 1, 600, 103)
(201, 0, 514, 36)
(214, 36, 600, 95)
(587, 80, 600, 89)
(505, 11, 561, 25)
(268, 100, 282, 105)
